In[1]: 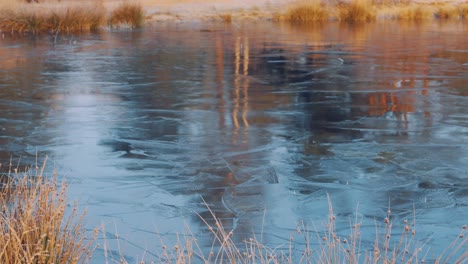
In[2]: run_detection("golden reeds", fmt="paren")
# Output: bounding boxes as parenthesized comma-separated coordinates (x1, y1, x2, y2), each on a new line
(0, 7, 45, 34)
(0, 0, 466, 32)
(0, 0, 143, 34)
(218, 13, 232, 23)
(0, 1, 105, 34)
(0, 157, 97, 263)
(460, 3, 468, 18)
(435, 4, 459, 19)
(396, 4, 433, 21)
(278, 0, 467, 23)
(108, 2, 144, 29)
(283, 1, 330, 23)
(338, 0, 377, 22)
(48, 5, 105, 33)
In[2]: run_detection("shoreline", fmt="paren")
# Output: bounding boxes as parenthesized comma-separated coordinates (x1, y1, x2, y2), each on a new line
(0, 0, 467, 34)
(135, 0, 291, 22)
(129, 0, 468, 23)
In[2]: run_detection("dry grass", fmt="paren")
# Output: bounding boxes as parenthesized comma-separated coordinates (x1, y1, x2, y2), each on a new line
(0, 0, 143, 33)
(110, 196, 467, 263)
(460, 3, 468, 18)
(395, 4, 434, 20)
(1, 1, 467, 31)
(108, 1, 144, 29)
(218, 13, 232, 23)
(1, 158, 466, 263)
(0, 156, 97, 264)
(434, 3, 460, 19)
(338, 0, 377, 22)
(47, 4, 105, 33)
(279, 1, 467, 23)
(283, 1, 330, 23)
(0, 1, 105, 33)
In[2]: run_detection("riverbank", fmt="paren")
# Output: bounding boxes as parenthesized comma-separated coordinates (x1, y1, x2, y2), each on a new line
(0, 0, 467, 34)
(135, 0, 468, 23)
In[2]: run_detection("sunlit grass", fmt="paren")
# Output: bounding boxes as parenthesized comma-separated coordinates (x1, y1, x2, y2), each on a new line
(48, 4, 105, 33)
(0, 8, 45, 34)
(0, 1, 105, 33)
(434, 3, 460, 19)
(1, 0, 467, 31)
(278, 1, 467, 23)
(108, 1, 144, 29)
(338, 0, 377, 22)
(460, 3, 468, 18)
(218, 13, 232, 23)
(0, 0, 144, 33)
(0, 157, 97, 263)
(282, 0, 330, 23)
(396, 4, 434, 21)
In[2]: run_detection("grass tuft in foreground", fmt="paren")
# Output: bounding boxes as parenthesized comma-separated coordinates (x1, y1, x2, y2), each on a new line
(0, 157, 97, 264)
(108, 2, 144, 29)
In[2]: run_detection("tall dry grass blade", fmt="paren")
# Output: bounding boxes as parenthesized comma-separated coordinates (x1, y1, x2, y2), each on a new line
(435, 225, 468, 264)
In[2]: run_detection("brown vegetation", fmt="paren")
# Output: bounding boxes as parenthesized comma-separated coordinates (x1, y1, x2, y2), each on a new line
(0, 0, 467, 31)
(460, 3, 468, 17)
(434, 2, 462, 18)
(0, 0, 143, 34)
(282, 1, 330, 23)
(218, 13, 232, 23)
(278, 0, 467, 23)
(395, 4, 434, 20)
(0, 157, 97, 263)
(108, 1, 144, 29)
(338, 0, 377, 22)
